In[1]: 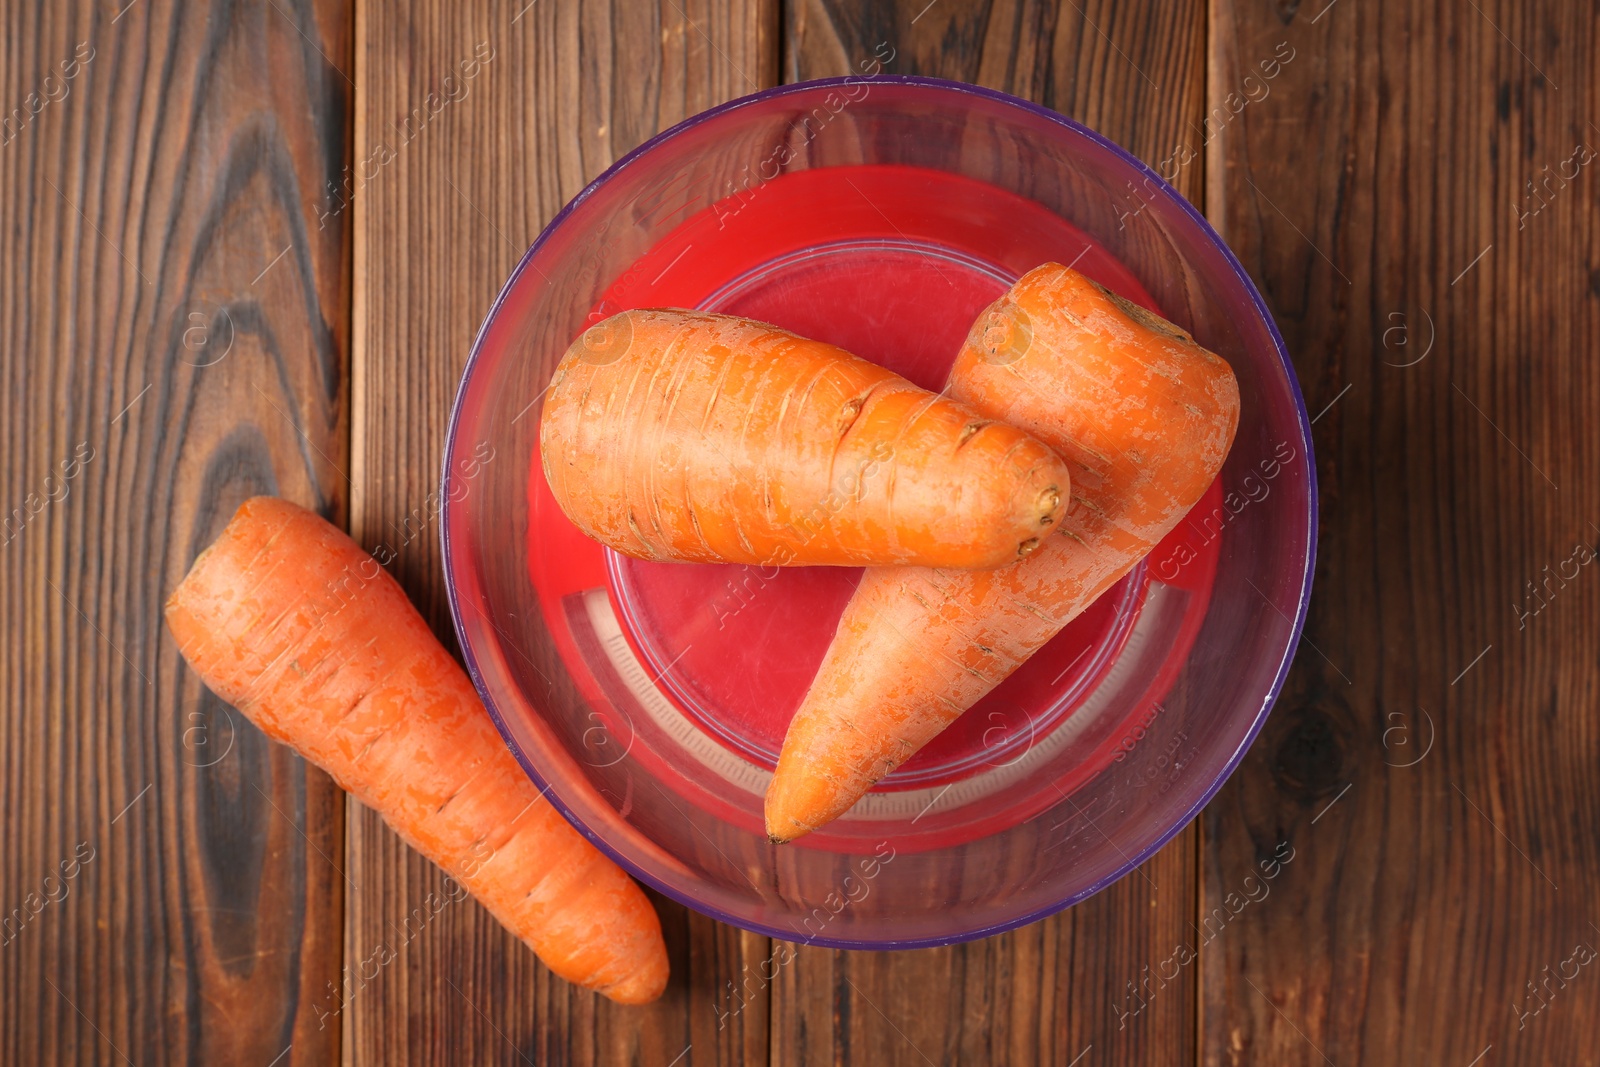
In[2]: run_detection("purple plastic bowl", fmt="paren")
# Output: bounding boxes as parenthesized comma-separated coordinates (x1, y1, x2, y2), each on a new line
(441, 76, 1315, 948)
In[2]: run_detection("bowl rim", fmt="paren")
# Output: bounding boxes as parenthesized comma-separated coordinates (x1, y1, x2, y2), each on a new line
(440, 74, 1319, 950)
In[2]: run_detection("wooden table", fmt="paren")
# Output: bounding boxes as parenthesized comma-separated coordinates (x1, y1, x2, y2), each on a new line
(4, 0, 1596, 1063)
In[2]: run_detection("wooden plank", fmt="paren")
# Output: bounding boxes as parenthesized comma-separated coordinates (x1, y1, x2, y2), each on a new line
(0, 0, 352, 1064)
(346, 2, 777, 1063)
(776, 3, 1207, 1066)
(1202, 0, 1600, 1064)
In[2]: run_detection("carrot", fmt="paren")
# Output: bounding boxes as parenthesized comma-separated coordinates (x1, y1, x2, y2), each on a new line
(539, 308, 1070, 569)
(164, 497, 668, 1003)
(765, 265, 1241, 841)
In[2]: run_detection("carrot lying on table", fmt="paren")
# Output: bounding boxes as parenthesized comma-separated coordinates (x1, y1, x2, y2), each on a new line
(165, 498, 668, 1003)
(539, 308, 1071, 569)
(765, 265, 1241, 842)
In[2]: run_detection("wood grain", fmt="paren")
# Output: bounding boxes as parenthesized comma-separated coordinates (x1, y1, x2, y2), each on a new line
(779, 2, 1207, 1065)
(1202, 0, 1600, 1064)
(346, 2, 776, 1063)
(10, 0, 1600, 1063)
(0, 0, 352, 1064)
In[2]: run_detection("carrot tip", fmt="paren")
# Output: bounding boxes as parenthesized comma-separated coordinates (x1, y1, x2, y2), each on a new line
(598, 967, 669, 1005)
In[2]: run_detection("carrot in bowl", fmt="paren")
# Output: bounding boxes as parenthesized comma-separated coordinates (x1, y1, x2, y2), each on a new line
(165, 497, 668, 1003)
(765, 265, 1241, 842)
(538, 308, 1071, 569)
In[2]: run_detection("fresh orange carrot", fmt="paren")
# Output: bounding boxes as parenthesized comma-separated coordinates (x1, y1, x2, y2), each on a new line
(539, 308, 1070, 569)
(766, 265, 1241, 841)
(165, 497, 668, 1003)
